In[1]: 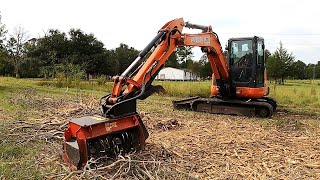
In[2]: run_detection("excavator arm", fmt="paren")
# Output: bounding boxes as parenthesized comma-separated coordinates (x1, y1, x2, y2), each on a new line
(100, 18, 230, 118)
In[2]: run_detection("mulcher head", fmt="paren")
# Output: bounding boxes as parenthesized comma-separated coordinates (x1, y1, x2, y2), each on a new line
(63, 114, 148, 170)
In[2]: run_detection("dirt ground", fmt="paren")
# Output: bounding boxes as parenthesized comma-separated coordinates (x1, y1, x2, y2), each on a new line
(1, 93, 320, 179)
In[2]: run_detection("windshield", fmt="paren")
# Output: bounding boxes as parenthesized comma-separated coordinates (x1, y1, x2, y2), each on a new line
(231, 40, 253, 67)
(230, 40, 254, 84)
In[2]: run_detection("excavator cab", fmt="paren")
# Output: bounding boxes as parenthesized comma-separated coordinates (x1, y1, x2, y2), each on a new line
(174, 35, 275, 118)
(228, 36, 265, 89)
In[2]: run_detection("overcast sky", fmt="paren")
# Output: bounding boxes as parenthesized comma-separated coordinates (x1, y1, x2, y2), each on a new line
(1, 0, 319, 64)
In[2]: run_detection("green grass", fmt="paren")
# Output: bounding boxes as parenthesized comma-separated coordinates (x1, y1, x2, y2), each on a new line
(157, 80, 320, 113)
(0, 135, 43, 179)
(154, 81, 211, 97)
(268, 80, 320, 113)
(20, 78, 320, 113)
(0, 78, 93, 179)
(2, 77, 320, 114)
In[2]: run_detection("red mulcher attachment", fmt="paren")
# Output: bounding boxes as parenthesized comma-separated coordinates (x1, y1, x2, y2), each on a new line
(63, 114, 148, 170)
(63, 97, 149, 169)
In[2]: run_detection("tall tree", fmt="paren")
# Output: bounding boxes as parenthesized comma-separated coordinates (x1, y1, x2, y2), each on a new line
(26, 29, 70, 78)
(69, 28, 114, 76)
(264, 49, 271, 60)
(199, 54, 212, 79)
(176, 46, 193, 68)
(266, 55, 281, 81)
(6, 27, 29, 78)
(112, 43, 139, 73)
(185, 59, 201, 75)
(306, 61, 320, 79)
(266, 42, 294, 84)
(0, 13, 7, 50)
(289, 60, 306, 79)
(0, 13, 13, 76)
(165, 50, 179, 68)
(305, 63, 315, 79)
(317, 61, 320, 79)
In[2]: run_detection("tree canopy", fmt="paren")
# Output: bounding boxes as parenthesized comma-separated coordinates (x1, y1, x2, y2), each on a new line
(266, 42, 295, 83)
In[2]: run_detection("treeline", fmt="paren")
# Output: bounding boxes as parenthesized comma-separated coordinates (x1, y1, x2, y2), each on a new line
(0, 18, 139, 78)
(266, 42, 320, 83)
(0, 13, 319, 82)
(0, 13, 210, 80)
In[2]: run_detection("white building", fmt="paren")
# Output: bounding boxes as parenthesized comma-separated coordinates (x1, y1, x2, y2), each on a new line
(155, 67, 199, 81)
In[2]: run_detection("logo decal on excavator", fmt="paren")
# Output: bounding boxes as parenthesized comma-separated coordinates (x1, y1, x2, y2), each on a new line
(105, 122, 117, 131)
(191, 37, 210, 45)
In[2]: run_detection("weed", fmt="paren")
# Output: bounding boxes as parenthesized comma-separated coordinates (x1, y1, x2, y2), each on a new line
(0, 144, 24, 159)
(275, 119, 304, 130)
(56, 72, 65, 88)
(96, 75, 108, 85)
(260, 118, 305, 131)
(293, 88, 297, 94)
(311, 86, 317, 95)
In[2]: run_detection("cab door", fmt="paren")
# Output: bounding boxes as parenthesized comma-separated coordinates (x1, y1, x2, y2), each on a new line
(256, 39, 265, 87)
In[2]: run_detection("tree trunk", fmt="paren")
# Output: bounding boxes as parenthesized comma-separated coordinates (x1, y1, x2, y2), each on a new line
(86, 73, 90, 81)
(281, 77, 284, 84)
(273, 80, 277, 96)
(14, 62, 20, 78)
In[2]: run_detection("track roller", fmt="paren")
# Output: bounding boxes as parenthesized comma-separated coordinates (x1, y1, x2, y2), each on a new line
(254, 102, 273, 118)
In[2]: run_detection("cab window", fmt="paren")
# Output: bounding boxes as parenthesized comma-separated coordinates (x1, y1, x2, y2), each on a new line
(231, 40, 253, 67)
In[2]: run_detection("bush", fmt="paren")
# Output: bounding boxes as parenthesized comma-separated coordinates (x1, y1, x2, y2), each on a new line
(56, 73, 65, 88)
(51, 63, 86, 88)
(96, 75, 107, 86)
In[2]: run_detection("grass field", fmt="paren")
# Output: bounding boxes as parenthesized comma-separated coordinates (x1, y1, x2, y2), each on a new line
(35, 78, 320, 112)
(0, 77, 320, 179)
(155, 79, 320, 113)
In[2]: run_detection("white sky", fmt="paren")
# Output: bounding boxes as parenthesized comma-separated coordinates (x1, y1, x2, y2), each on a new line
(1, 0, 319, 64)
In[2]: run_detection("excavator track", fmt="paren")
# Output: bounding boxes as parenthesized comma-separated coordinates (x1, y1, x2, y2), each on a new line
(173, 96, 276, 118)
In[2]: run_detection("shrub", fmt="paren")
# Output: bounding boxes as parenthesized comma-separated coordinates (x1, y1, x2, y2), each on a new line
(56, 73, 65, 88)
(96, 75, 107, 86)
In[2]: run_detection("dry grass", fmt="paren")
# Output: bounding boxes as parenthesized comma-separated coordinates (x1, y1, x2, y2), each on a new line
(143, 111, 320, 179)
(1, 77, 320, 179)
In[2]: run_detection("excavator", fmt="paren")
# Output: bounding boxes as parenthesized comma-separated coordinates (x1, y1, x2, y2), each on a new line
(63, 18, 277, 169)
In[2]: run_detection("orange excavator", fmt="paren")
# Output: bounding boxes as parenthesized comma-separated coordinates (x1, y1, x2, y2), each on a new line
(63, 18, 276, 169)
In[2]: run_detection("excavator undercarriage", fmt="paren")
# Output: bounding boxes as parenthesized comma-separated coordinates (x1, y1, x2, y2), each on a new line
(173, 96, 277, 118)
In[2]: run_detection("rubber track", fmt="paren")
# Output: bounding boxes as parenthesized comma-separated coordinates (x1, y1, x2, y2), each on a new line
(173, 96, 276, 118)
